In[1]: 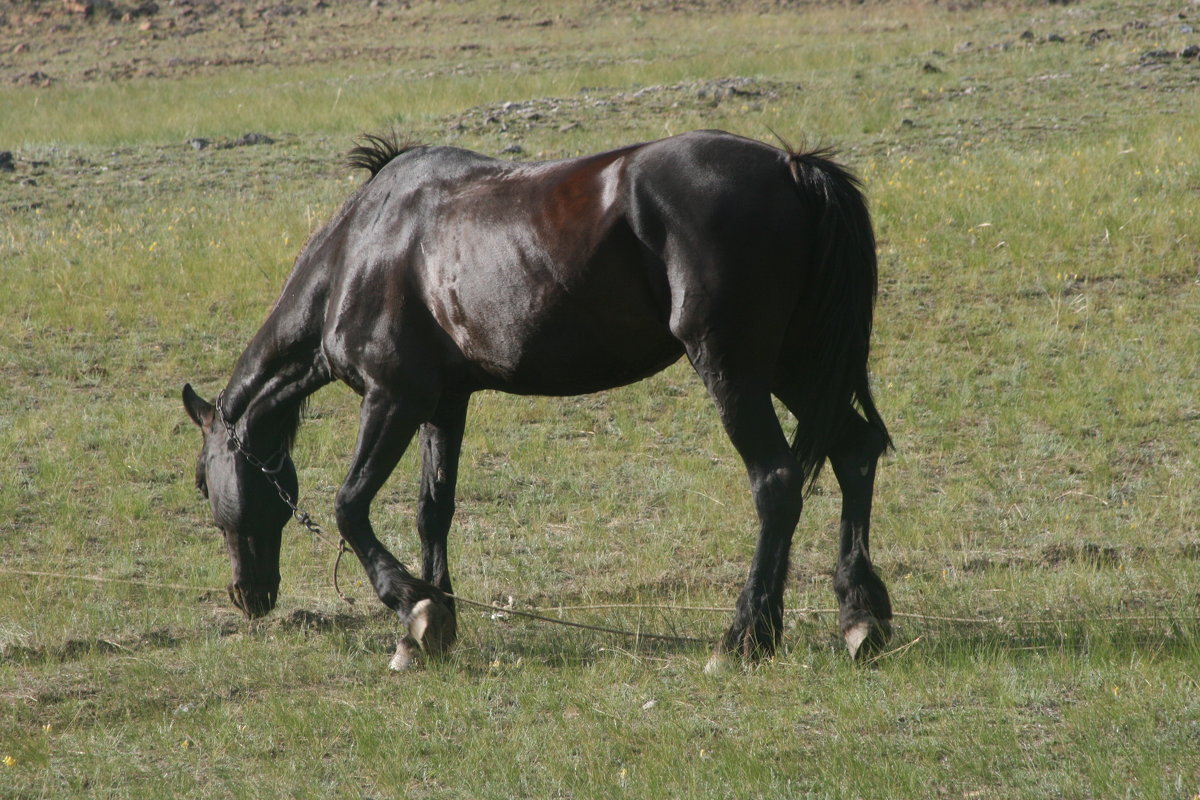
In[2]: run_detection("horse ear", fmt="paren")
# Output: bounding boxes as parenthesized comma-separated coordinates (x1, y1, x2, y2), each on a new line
(182, 383, 215, 428)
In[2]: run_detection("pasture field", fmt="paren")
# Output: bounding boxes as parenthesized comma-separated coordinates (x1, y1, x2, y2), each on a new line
(2, 0, 1199, 797)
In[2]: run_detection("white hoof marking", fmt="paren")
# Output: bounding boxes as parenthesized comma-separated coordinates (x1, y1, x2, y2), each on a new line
(704, 653, 732, 676)
(389, 637, 420, 672)
(408, 598, 434, 645)
(844, 621, 873, 660)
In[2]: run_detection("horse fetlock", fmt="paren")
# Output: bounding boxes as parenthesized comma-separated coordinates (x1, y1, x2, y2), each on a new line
(390, 598, 456, 672)
(743, 621, 781, 661)
(717, 609, 781, 666)
(835, 562, 893, 622)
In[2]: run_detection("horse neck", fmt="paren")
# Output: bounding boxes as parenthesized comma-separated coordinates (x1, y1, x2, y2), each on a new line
(220, 274, 331, 459)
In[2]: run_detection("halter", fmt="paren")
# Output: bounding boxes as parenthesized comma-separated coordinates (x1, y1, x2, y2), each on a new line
(215, 390, 324, 537)
(213, 391, 354, 604)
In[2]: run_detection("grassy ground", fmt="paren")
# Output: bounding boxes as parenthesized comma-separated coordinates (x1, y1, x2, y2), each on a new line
(2, 0, 1199, 797)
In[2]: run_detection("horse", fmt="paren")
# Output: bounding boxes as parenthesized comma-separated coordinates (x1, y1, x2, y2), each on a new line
(182, 129, 894, 673)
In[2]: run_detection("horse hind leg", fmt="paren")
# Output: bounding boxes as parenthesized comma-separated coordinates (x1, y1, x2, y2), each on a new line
(690, 371, 805, 673)
(826, 410, 893, 660)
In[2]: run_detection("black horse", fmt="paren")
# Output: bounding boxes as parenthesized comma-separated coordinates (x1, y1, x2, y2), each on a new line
(183, 129, 893, 672)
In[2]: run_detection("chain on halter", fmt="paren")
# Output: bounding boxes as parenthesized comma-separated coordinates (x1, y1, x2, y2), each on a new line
(215, 391, 354, 604)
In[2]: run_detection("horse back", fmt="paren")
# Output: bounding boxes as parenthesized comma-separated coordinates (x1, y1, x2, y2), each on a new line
(314, 131, 812, 397)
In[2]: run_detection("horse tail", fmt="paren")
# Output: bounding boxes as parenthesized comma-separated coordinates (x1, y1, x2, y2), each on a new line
(782, 145, 892, 492)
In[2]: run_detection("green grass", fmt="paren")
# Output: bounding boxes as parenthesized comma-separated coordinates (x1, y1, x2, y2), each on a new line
(3, 0, 1200, 797)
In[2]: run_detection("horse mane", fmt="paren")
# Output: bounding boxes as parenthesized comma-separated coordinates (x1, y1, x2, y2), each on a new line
(276, 395, 309, 453)
(346, 131, 422, 178)
(216, 380, 310, 457)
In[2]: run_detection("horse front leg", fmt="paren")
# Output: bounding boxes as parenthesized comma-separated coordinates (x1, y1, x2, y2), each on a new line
(828, 412, 892, 660)
(416, 393, 470, 612)
(334, 391, 456, 670)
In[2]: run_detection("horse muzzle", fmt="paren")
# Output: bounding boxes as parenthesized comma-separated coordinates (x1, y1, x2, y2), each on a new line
(228, 583, 278, 618)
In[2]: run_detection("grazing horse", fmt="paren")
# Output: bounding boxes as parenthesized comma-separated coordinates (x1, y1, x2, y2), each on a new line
(182, 129, 893, 672)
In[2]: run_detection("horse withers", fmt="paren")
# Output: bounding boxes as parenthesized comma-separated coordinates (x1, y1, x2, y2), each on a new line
(183, 129, 893, 672)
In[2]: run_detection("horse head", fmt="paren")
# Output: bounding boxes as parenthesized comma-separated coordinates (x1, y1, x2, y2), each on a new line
(182, 384, 296, 618)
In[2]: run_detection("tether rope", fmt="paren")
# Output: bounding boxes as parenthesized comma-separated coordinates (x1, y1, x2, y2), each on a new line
(2, 567, 1194, 633)
(177, 407, 1197, 646)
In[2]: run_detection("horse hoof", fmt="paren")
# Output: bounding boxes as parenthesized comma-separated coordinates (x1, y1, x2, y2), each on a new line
(408, 598, 456, 656)
(704, 652, 733, 676)
(844, 619, 889, 660)
(389, 636, 421, 672)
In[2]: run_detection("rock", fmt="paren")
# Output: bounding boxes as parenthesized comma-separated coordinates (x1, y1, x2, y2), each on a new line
(1182, 44, 1200, 59)
(0, 152, 13, 172)
(695, 77, 761, 102)
(13, 71, 53, 87)
(187, 137, 210, 150)
(233, 132, 274, 146)
(1142, 49, 1177, 62)
(500, 144, 524, 155)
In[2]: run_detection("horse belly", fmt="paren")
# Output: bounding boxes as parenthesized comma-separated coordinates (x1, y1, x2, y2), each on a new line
(426, 242, 680, 396)
(499, 307, 682, 396)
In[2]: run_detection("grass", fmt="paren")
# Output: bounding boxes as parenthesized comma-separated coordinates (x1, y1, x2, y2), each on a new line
(3, 0, 1200, 797)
